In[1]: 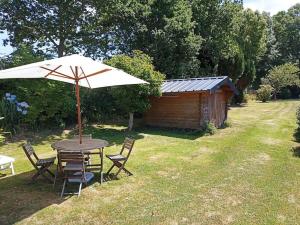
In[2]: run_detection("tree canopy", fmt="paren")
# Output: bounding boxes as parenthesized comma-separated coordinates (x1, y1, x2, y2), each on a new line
(106, 50, 165, 130)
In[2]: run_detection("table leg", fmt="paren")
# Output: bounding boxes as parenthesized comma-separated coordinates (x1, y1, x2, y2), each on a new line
(10, 162, 15, 175)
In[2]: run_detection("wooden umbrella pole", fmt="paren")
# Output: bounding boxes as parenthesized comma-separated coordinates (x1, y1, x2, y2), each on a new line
(75, 67, 83, 144)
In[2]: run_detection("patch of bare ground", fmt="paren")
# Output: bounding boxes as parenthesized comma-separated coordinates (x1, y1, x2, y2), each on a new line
(277, 214, 286, 223)
(148, 152, 170, 162)
(156, 167, 179, 179)
(190, 147, 215, 159)
(263, 119, 277, 127)
(251, 153, 271, 165)
(260, 137, 282, 145)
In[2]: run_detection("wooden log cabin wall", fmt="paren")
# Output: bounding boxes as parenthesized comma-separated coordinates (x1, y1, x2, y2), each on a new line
(144, 76, 238, 129)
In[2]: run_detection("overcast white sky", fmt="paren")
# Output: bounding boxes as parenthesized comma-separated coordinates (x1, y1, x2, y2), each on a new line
(244, 0, 299, 15)
(1, 0, 299, 56)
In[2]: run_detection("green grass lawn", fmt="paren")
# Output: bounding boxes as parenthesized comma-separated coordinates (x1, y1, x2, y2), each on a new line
(0, 100, 300, 225)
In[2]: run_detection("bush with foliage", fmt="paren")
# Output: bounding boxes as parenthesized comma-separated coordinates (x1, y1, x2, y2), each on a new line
(261, 63, 300, 99)
(0, 93, 29, 133)
(256, 85, 274, 102)
(201, 121, 217, 135)
(294, 106, 300, 142)
(106, 51, 165, 131)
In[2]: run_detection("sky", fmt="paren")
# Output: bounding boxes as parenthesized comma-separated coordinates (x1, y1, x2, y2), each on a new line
(0, 0, 299, 57)
(244, 0, 299, 15)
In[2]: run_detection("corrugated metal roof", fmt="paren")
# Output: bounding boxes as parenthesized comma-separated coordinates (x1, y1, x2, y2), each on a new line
(161, 76, 238, 94)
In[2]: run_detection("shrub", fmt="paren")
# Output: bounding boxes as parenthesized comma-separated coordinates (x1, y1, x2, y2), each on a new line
(278, 88, 292, 99)
(201, 121, 217, 135)
(294, 106, 300, 142)
(261, 63, 300, 99)
(296, 106, 300, 127)
(256, 85, 274, 102)
(221, 120, 232, 128)
(0, 93, 29, 133)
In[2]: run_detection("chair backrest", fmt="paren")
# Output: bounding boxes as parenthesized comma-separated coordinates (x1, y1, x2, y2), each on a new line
(120, 137, 135, 159)
(72, 134, 92, 140)
(22, 143, 39, 167)
(58, 150, 86, 181)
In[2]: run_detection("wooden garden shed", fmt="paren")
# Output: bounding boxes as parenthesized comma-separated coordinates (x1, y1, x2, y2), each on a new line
(145, 76, 238, 129)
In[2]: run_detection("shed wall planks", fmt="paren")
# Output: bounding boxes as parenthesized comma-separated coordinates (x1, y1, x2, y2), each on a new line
(145, 90, 230, 129)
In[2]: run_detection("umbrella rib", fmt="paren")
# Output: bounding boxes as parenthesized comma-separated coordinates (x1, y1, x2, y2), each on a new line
(70, 66, 76, 77)
(50, 72, 76, 80)
(44, 65, 62, 77)
(79, 68, 112, 80)
(40, 66, 75, 80)
(80, 67, 91, 89)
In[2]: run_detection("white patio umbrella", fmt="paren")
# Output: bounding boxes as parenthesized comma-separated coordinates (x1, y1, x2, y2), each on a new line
(0, 54, 148, 143)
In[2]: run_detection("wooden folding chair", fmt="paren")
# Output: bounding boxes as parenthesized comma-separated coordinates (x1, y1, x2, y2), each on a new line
(72, 134, 105, 183)
(22, 143, 56, 183)
(59, 150, 94, 197)
(106, 137, 135, 178)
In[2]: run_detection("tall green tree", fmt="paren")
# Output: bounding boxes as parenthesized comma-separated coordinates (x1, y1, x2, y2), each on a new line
(254, 12, 279, 88)
(98, 0, 202, 79)
(106, 51, 165, 131)
(235, 9, 267, 91)
(273, 4, 300, 68)
(0, 0, 107, 57)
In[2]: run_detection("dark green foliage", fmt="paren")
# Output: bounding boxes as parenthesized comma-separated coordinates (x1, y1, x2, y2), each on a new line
(294, 106, 300, 142)
(106, 51, 165, 130)
(0, 97, 22, 133)
(81, 88, 120, 123)
(278, 88, 292, 99)
(201, 121, 217, 135)
(98, 0, 202, 78)
(273, 4, 300, 68)
(0, 0, 107, 57)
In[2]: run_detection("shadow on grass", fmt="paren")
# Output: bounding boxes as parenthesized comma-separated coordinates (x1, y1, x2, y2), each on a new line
(135, 126, 206, 140)
(291, 146, 300, 158)
(68, 125, 205, 143)
(0, 169, 65, 225)
(1, 123, 207, 148)
(293, 128, 300, 143)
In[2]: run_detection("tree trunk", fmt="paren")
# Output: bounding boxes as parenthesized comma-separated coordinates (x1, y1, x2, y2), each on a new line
(57, 41, 65, 57)
(274, 91, 277, 100)
(128, 112, 134, 131)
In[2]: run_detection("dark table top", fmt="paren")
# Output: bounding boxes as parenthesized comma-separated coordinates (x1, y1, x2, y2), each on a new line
(51, 139, 110, 152)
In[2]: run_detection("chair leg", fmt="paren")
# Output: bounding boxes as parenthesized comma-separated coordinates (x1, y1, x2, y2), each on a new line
(46, 168, 55, 177)
(78, 183, 82, 197)
(106, 164, 115, 174)
(122, 167, 133, 176)
(40, 168, 54, 183)
(100, 172, 103, 184)
(61, 179, 67, 198)
(31, 170, 41, 182)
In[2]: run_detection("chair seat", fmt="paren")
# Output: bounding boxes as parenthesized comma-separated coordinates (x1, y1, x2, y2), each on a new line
(106, 154, 127, 161)
(36, 157, 56, 166)
(68, 172, 94, 183)
(64, 162, 84, 171)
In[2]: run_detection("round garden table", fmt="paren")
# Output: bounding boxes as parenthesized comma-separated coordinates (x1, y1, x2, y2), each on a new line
(51, 139, 110, 183)
(51, 139, 109, 152)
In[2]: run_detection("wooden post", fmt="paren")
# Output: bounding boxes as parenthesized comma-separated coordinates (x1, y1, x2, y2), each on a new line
(75, 66, 82, 144)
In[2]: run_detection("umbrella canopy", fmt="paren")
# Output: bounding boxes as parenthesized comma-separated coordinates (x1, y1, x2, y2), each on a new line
(0, 54, 148, 143)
